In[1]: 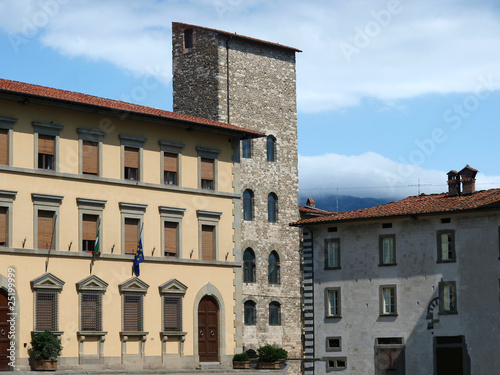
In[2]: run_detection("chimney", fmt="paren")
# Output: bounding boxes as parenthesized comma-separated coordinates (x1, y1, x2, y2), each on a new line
(306, 198, 315, 208)
(447, 170, 460, 196)
(459, 165, 478, 195)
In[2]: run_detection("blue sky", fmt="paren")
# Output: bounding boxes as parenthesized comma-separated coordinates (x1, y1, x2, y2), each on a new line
(1, 0, 500, 200)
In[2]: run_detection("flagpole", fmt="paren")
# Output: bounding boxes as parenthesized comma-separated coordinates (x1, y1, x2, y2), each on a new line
(91, 218, 101, 273)
(45, 213, 57, 273)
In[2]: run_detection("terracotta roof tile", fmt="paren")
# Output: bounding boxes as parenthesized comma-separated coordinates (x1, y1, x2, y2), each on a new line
(0, 78, 264, 137)
(293, 189, 500, 225)
(299, 206, 335, 216)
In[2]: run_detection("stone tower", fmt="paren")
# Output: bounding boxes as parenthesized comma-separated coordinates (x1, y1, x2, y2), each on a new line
(172, 23, 302, 372)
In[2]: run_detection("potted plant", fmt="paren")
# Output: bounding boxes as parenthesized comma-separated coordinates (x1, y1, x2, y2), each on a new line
(232, 352, 250, 369)
(30, 330, 63, 371)
(257, 345, 288, 369)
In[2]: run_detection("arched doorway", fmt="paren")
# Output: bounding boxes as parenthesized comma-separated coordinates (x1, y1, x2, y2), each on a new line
(0, 288, 11, 371)
(198, 296, 219, 362)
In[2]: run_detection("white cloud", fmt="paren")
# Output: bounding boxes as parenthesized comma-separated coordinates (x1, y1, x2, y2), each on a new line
(299, 152, 500, 199)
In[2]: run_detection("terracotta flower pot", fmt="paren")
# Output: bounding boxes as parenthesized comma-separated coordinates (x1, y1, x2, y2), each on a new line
(233, 360, 251, 369)
(258, 361, 281, 369)
(33, 359, 58, 371)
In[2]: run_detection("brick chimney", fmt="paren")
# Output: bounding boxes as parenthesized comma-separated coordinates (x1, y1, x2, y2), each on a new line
(447, 170, 460, 196)
(306, 198, 315, 208)
(459, 165, 478, 195)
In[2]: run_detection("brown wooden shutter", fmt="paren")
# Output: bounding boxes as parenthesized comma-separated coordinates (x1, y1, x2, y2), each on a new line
(164, 222, 178, 256)
(201, 158, 214, 180)
(38, 210, 54, 250)
(0, 129, 8, 165)
(123, 293, 142, 331)
(124, 146, 139, 168)
(0, 207, 6, 245)
(38, 134, 55, 155)
(164, 152, 177, 172)
(81, 292, 101, 331)
(82, 140, 98, 174)
(164, 294, 182, 331)
(124, 218, 139, 254)
(82, 214, 98, 242)
(201, 225, 214, 260)
(36, 290, 57, 331)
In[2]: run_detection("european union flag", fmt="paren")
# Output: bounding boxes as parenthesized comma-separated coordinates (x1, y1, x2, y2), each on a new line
(133, 235, 144, 277)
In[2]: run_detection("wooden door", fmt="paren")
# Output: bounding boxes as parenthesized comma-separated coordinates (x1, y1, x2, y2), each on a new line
(0, 289, 11, 371)
(198, 296, 219, 362)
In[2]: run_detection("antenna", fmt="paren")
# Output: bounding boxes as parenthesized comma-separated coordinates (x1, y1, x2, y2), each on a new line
(336, 188, 339, 213)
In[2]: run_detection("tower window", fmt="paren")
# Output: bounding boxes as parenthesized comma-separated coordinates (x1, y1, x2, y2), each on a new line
(184, 29, 193, 50)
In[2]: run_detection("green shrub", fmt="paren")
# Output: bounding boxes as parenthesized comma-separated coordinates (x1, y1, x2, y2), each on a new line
(257, 345, 288, 362)
(233, 352, 250, 361)
(30, 330, 63, 360)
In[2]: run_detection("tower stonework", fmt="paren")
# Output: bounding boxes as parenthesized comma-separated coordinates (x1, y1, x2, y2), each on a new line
(173, 23, 302, 373)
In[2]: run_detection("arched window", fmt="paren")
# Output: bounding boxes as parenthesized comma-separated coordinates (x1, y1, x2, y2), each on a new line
(266, 135, 276, 162)
(268, 251, 280, 284)
(243, 189, 254, 221)
(243, 248, 256, 283)
(268, 193, 278, 223)
(244, 300, 256, 325)
(269, 301, 281, 325)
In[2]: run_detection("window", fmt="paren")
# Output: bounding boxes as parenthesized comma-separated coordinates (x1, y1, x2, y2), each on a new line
(242, 139, 252, 158)
(243, 248, 256, 283)
(269, 301, 281, 326)
(325, 239, 340, 269)
(380, 286, 397, 315)
(78, 128, 106, 176)
(268, 251, 280, 284)
(439, 281, 457, 314)
(200, 158, 214, 190)
(31, 273, 65, 333)
(184, 29, 193, 50)
(0, 207, 6, 247)
(124, 218, 140, 255)
(77, 275, 107, 333)
(379, 235, 396, 266)
(0, 190, 15, 248)
(197, 210, 221, 260)
(325, 288, 341, 317)
(164, 222, 178, 257)
(243, 189, 254, 221)
(266, 135, 276, 162)
(375, 338, 405, 375)
(37, 210, 56, 250)
(268, 193, 278, 223)
(326, 357, 347, 371)
(163, 152, 178, 185)
(244, 300, 256, 325)
(160, 206, 185, 258)
(33, 121, 63, 172)
(120, 134, 147, 181)
(159, 279, 187, 333)
(120, 202, 147, 255)
(123, 293, 143, 331)
(326, 337, 342, 352)
(82, 214, 98, 252)
(77, 197, 106, 253)
(201, 225, 215, 260)
(0, 116, 16, 166)
(437, 230, 455, 262)
(33, 193, 62, 251)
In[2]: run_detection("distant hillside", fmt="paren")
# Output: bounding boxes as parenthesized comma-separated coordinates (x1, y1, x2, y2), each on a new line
(299, 194, 397, 213)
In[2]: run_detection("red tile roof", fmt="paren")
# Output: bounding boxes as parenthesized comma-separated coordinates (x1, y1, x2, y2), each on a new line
(0, 78, 264, 137)
(299, 205, 335, 217)
(293, 189, 500, 225)
(173, 22, 302, 52)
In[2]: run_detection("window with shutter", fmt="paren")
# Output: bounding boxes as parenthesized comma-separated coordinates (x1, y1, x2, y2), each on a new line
(123, 293, 143, 331)
(81, 291, 102, 331)
(163, 152, 178, 185)
(200, 158, 214, 190)
(82, 214, 98, 252)
(124, 218, 139, 254)
(0, 129, 8, 165)
(163, 294, 182, 331)
(201, 225, 215, 260)
(82, 140, 98, 175)
(37, 210, 55, 250)
(36, 289, 57, 331)
(38, 134, 55, 170)
(124, 146, 139, 180)
(164, 221, 178, 257)
(0, 207, 6, 246)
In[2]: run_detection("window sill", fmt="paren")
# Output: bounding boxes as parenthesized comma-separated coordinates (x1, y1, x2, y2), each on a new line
(160, 331, 186, 341)
(325, 315, 342, 320)
(32, 331, 64, 338)
(325, 266, 341, 270)
(379, 313, 398, 317)
(436, 260, 457, 264)
(438, 311, 458, 315)
(378, 263, 397, 267)
(120, 331, 148, 340)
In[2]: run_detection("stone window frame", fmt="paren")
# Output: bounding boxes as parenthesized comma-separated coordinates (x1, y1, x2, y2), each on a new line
(325, 287, 341, 318)
(31, 273, 65, 335)
(437, 229, 456, 263)
(197, 210, 221, 260)
(439, 280, 458, 315)
(267, 192, 278, 223)
(325, 357, 347, 372)
(326, 336, 342, 352)
(159, 206, 186, 258)
(77, 128, 106, 176)
(119, 202, 147, 255)
(243, 299, 257, 326)
(0, 190, 17, 248)
(325, 238, 341, 270)
(243, 189, 254, 221)
(268, 250, 280, 285)
(0, 116, 17, 166)
(266, 135, 277, 162)
(76, 275, 108, 334)
(159, 140, 185, 186)
(268, 300, 281, 326)
(243, 247, 256, 283)
(77, 198, 106, 253)
(159, 279, 188, 357)
(120, 134, 147, 182)
(379, 285, 397, 316)
(33, 121, 64, 172)
(242, 138, 252, 159)
(183, 28, 194, 53)
(197, 146, 221, 191)
(379, 234, 397, 266)
(32, 193, 63, 251)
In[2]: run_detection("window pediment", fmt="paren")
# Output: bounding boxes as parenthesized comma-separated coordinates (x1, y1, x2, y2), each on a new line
(31, 273, 65, 291)
(159, 279, 187, 295)
(119, 277, 149, 294)
(76, 275, 108, 292)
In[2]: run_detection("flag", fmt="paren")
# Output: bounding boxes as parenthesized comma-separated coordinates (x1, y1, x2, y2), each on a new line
(94, 221, 101, 256)
(133, 230, 144, 277)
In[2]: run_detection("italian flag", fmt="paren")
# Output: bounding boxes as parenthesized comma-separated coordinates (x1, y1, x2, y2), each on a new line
(94, 223, 101, 256)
